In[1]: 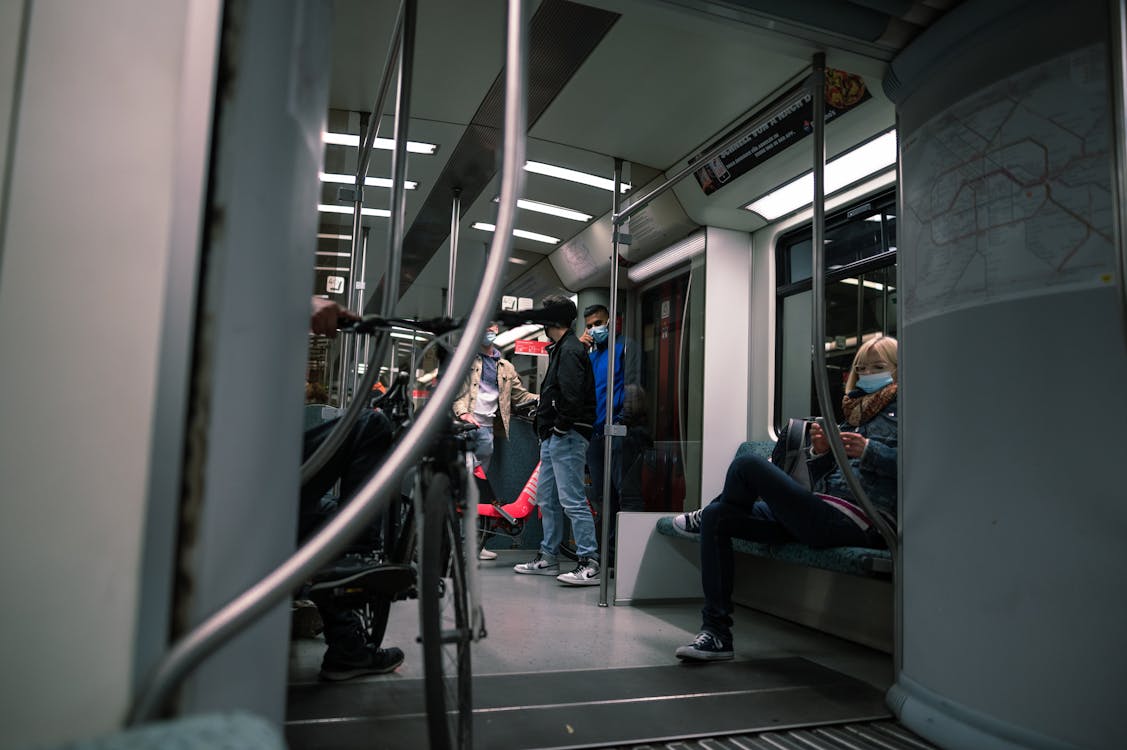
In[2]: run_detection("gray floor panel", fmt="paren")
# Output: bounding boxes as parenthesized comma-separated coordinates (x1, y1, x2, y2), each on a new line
(285, 658, 890, 750)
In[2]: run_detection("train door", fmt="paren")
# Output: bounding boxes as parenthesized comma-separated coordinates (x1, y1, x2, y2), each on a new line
(638, 257, 705, 512)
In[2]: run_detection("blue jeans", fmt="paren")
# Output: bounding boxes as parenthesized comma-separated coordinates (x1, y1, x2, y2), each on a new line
(470, 423, 495, 474)
(699, 453, 883, 640)
(538, 430, 598, 559)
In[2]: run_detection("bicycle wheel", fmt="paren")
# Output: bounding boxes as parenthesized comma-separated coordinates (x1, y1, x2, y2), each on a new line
(420, 473, 473, 750)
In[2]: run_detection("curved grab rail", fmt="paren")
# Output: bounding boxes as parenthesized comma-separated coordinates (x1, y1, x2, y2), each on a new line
(808, 53, 898, 556)
(126, 0, 527, 723)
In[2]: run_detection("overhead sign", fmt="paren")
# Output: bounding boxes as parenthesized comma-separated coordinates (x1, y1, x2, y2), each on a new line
(691, 68, 871, 195)
(326, 275, 346, 294)
(514, 339, 550, 356)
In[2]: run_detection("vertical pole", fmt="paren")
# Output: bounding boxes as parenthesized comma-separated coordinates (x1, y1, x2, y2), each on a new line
(1111, 0, 1127, 346)
(383, 0, 416, 318)
(598, 157, 624, 606)
(446, 188, 462, 318)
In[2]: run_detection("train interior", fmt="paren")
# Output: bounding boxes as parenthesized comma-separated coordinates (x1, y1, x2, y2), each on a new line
(2, 0, 1125, 749)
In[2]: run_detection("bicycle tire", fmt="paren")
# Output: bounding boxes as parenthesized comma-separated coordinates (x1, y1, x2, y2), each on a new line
(420, 472, 473, 750)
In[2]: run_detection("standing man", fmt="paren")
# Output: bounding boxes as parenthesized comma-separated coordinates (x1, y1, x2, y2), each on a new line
(579, 303, 643, 567)
(453, 321, 538, 559)
(513, 295, 600, 585)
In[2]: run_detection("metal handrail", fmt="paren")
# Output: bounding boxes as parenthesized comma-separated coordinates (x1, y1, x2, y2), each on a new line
(127, 0, 527, 722)
(808, 53, 898, 556)
(597, 158, 624, 606)
(610, 67, 811, 228)
(303, 0, 406, 483)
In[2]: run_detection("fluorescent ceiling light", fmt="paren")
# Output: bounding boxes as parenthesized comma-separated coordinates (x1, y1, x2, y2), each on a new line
(840, 277, 891, 291)
(472, 222, 559, 245)
(322, 131, 437, 154)
(494, 196, 592, 221)
(317, 233, 353, 240)
(524, 161, 631, 193)
(314, 266, 348, 272)
(627, 230, 706, 283)
(318, 204, 391, 218)
(744, 130, 897, 220)
(319, 172, 417, 190)
(390, 331, 428, 341)
(508, 257, 529, 265)
(316, 251, 351, 257)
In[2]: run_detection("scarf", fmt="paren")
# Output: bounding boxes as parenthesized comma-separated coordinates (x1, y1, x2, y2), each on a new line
(841, 383, 897, 427)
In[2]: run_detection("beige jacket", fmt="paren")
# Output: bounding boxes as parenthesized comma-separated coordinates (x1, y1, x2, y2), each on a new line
(452, 352, 538, 439)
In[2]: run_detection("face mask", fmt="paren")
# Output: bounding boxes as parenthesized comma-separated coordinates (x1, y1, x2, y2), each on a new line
(590, 325, 609, 345)
(482, 331, 497, 346)
(855, 372, 893, 393)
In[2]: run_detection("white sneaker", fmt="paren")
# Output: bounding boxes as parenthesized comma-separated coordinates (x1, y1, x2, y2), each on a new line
(478, 548, 498, 560)
(671, 509, 703, 538)
(557, 557, 600, 586)
(513, 553, 559, 575)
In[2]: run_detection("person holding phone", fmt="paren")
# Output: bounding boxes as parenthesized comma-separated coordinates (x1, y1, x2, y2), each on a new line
(670, 336, 899, 662)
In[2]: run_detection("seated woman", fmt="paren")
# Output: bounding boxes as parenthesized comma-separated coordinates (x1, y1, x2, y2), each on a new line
(671, 336, 898, 662)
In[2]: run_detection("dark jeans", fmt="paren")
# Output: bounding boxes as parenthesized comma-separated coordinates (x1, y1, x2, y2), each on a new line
(299, 410, 393, 658)
(699, 453, 883, 641)
(586, 425, 646, 564)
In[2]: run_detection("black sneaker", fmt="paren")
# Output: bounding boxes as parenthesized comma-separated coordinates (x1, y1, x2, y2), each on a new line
(319, 644, 405, 681)
(671, 509, 703, 538)
(675, 631, 733, 662)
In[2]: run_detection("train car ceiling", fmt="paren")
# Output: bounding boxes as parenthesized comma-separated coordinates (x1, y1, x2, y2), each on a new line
(320, 0, 959, 312)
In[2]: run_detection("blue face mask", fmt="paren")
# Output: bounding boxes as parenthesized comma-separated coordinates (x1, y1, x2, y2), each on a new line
(855, 372, 894, 393)
(590, 325, 609, 345)
(482, 331, 497, 346)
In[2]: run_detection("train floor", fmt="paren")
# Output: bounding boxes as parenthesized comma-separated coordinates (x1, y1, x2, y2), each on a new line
(285, 550, 901, 749)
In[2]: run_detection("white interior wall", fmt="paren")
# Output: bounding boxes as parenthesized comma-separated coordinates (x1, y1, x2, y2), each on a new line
(0, 1, 209, 744)
(700, 227, 751, 502)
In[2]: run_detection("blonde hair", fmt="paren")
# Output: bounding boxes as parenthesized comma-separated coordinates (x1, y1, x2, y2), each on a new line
(844, 335, 898, 392)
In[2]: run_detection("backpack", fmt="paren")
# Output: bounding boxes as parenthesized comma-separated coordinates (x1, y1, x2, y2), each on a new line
(770, 417, 815, 490)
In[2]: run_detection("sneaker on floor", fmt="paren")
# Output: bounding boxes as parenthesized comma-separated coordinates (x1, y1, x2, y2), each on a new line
(478, 547, 498, 560)
(319, 644, 405, 681)
(513, 552, 559, 575)
(671, 509, 704, 538)
(557, 557, 600, 586)
(675, 631, 733, 662)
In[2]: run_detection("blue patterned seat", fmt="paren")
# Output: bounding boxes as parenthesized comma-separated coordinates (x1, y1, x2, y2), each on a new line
(656, 441, 892, 578)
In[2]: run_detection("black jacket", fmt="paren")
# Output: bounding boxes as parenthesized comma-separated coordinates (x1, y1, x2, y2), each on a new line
(534, 329, 596, 440)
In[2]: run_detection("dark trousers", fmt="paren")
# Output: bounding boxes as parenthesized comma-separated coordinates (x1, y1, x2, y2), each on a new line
(699, 453, 883, 640)
(586, 426, 646, 564)
(299, 410, 393, 657)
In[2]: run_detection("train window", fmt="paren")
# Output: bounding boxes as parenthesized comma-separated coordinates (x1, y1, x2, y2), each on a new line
(775, 191, 897, 427)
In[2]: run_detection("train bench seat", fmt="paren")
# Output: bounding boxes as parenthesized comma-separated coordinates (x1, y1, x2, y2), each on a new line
(654, 440, 892, 578)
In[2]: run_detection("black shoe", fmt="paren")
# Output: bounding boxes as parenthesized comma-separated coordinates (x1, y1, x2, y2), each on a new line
(319, 644, 405, 681)
(675, 631, 733, 662)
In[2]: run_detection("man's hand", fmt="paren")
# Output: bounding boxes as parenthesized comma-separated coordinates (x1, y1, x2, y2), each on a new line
(458, 412, 481, 428)
(578, 330, 594, 348)
(311, 297, 360, 337)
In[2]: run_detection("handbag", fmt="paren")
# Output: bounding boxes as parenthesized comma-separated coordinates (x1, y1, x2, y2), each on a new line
(770, 417, 815, 490)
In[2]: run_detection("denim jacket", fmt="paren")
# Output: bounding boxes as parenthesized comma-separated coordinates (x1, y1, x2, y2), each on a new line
(808, 397, 898, 520)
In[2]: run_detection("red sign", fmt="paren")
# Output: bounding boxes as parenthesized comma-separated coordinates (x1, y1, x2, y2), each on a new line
(514, 339, 549, 356)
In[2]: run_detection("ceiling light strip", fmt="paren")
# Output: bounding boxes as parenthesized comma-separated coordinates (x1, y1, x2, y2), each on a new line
(321, 131, 437, 154)
(744, 130, 897, 221)
(319, 172, 418, 190)
(318, 204, 391, 218)
(472, 222, 558, 245)
(524, 161, 631, 193)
